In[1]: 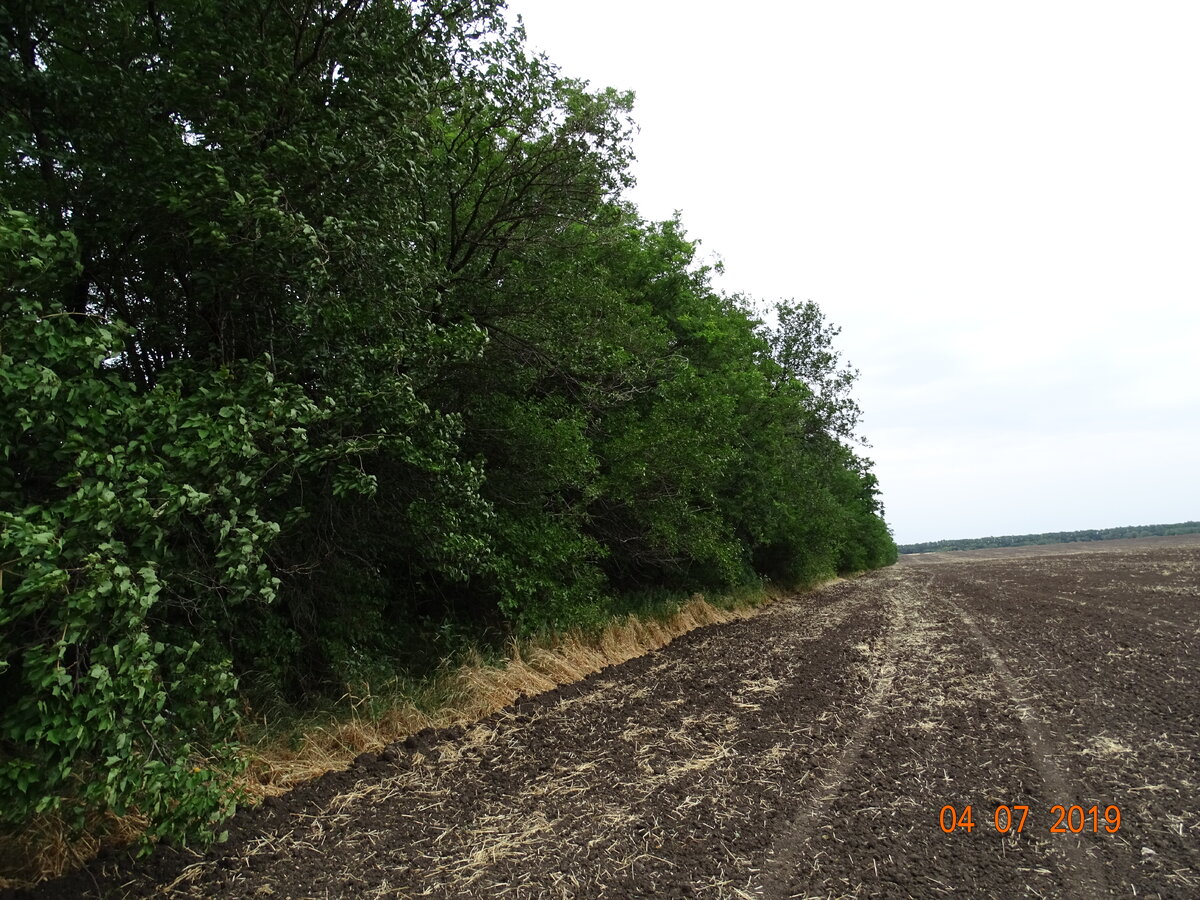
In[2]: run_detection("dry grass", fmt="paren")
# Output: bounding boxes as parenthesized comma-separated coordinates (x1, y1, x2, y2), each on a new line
(242, 593, 764, 798)
(1082, 734, 1135, 759)
(3, 591, 773, 890)
(0, 809, 149, 891)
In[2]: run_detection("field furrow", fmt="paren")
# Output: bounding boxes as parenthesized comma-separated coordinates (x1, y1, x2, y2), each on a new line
(17, 535, 1199, 900)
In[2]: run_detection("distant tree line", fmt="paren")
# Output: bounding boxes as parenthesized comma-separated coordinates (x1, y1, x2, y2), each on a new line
(898, 521, 1200, 555)
(0, 0, 895, 847)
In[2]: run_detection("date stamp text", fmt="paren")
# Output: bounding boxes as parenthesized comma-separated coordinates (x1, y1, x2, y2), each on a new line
(939, 804, 1122, 834)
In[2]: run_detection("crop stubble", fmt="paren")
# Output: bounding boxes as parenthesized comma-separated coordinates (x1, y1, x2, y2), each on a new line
(16, 536, 1199, 899)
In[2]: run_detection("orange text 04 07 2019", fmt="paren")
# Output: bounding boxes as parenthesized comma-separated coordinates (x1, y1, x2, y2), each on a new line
(938, 804, 1122, 834)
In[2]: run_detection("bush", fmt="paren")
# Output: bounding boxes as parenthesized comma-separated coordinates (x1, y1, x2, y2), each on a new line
(0, 212, 321, 845)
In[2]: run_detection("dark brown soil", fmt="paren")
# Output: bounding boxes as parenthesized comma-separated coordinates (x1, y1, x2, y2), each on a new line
(12, 536, 1199, 899)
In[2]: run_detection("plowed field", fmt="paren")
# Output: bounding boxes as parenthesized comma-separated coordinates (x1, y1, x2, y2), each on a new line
(18, 536, 1200, 899)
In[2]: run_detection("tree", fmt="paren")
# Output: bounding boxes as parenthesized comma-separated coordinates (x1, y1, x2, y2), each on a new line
(771, 299, 862, 443)
(1, 0, 897, 859)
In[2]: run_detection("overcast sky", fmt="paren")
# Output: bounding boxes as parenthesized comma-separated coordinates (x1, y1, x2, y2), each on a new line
(504, 0, 1200, 545)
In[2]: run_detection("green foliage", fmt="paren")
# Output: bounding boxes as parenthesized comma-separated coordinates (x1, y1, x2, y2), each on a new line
(0, 213, 324, 843)
(0, 0, 898, 858)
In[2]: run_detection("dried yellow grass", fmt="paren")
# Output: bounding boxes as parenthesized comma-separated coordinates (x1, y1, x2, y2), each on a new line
(242, 593, 767, 797)
(3, 590, 775, 889)
(0, 808, 149, 891)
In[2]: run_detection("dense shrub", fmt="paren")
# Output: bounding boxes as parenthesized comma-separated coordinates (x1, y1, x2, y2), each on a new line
(0, 212, 323, 842)
(0, 0, 896, 850)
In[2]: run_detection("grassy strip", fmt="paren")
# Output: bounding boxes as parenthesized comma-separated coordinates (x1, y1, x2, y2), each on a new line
(237, 586, 780, 798)
(1, 584, 789, 888)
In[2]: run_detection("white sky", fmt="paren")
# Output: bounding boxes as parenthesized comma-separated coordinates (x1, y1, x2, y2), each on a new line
(504, 0, 1200, 544)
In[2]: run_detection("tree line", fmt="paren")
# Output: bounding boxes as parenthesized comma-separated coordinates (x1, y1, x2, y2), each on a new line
(0, 0, 895, 848)
(898, 521, 1200, 554)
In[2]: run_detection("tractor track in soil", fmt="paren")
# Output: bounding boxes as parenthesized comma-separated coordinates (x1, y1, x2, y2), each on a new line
(13, 535, 1199, 899)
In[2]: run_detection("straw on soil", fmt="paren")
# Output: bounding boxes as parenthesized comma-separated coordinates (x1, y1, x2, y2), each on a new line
(3, 592, 770, 889)
(244, 594, 764, 797)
